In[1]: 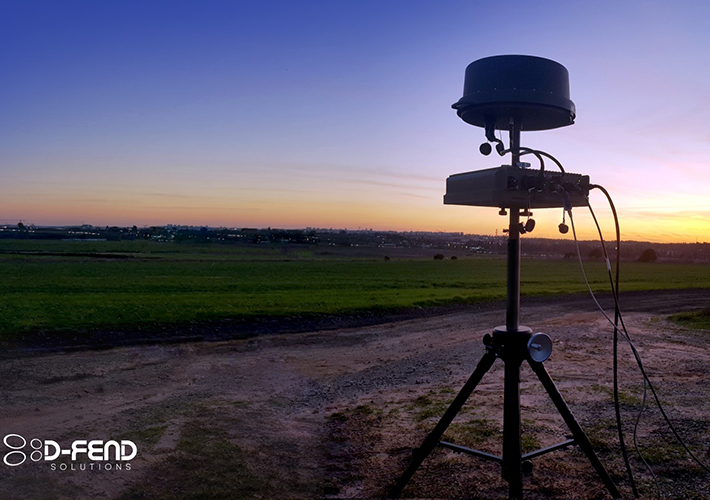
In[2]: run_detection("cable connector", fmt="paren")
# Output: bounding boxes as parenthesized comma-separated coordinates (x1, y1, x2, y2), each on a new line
(562, 191, 573, 213)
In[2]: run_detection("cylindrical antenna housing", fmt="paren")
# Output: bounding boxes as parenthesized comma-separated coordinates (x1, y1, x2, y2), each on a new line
(452, 55, 575, 131)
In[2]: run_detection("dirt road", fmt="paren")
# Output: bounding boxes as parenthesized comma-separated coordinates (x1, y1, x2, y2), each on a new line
(1, 290, 709, 499)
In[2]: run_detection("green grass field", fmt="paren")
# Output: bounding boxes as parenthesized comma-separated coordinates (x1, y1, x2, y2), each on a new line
(1, 239, 710, 340)
(669, 308, 710, 330)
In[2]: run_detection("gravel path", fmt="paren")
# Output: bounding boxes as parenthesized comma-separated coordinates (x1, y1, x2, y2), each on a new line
(0, 290, 709, 499)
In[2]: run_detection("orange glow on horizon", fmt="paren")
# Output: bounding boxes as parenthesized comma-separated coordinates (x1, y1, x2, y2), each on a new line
(4, 189, 708, 244)
(2, 162, 708, 244)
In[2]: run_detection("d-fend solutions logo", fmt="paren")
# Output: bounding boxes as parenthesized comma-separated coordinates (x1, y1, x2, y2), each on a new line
(3, 434, 136, 469)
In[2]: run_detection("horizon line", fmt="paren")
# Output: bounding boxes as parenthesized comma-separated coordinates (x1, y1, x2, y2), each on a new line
(2, 223, 709, 246)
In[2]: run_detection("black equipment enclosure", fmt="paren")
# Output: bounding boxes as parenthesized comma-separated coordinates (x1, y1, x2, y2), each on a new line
(443, 165, 590, 209)
(452, 55, 576, 131)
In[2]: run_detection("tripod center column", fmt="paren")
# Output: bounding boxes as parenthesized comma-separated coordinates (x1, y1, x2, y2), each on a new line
(506, 207, 522, 331)
(506, 117, 523, 332)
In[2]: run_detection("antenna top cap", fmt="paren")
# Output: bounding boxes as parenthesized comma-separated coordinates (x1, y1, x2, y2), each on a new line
(452, 55, 576, 131)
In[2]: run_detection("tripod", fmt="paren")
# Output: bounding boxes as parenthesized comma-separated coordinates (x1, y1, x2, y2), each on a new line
(390, 153, 622, 500)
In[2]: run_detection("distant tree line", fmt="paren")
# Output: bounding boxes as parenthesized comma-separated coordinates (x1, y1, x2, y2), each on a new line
(1, 223, 708, 262)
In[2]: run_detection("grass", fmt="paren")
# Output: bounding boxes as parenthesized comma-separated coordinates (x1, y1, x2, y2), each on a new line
(119, 425, 168, 450)
(669, 308, 710, 330)
(591, 383, 643, 406)
(408, 394, 452, 422)
(445, 418, 499, 448)
(120, 421, 262, 500)
(635, 439, 687, 465)
(2, 239, 710, 341)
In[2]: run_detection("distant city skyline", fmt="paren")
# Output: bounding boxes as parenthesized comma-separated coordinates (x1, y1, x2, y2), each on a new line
(2, 1, 709, 243)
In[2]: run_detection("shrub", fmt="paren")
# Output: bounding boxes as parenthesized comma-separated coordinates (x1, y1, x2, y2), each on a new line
(639, 248, 658, 262)
(588, 248, 603, 259)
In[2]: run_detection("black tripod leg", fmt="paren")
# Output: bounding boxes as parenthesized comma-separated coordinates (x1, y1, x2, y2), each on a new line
(529, 360, 622, 499)
(389, 349, 497, 498)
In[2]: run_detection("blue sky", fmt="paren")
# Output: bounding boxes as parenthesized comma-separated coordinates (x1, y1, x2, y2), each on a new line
(2, 0, 709, 241)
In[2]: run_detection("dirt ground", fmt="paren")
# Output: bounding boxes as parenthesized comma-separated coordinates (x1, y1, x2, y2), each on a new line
(1, 290, 710, 500)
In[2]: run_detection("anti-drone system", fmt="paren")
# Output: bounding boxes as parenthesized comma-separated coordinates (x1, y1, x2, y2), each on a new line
(445, 55, 588, 211)
(391, 56, 621, 500)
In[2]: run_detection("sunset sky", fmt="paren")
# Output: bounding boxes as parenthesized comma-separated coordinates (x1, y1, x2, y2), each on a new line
(2, 1, 709, 242)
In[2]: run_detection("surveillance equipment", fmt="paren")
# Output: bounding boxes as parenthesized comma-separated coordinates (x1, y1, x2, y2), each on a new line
(444, 165, 589, 209)
(444, 55, 585, 211)
(392, 56, 621, 500)
(452, 54, 575, 132)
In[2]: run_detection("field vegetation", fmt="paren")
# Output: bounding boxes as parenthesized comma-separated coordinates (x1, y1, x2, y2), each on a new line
(669, 307, 710, 330)
(2, 239, 710, 342)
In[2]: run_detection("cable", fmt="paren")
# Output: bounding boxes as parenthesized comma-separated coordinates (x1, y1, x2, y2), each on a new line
(493, 136, 564, 173)
(567, 210, 618, 334)
(532, 149, 565, 172)
(585, 187, 639, 497)
(499, 146, 546, 170)
(568, 210, 657, 495)
(587, 187, 710, 484)
(569, 192, 710, 487)
(585, 191, 640, 497)
(632, 378, 661, 498)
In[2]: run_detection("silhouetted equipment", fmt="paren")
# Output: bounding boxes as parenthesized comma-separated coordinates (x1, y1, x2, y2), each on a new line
(443, 165, 590, 209)
(390, 55, 621, 500)
(452, 55, 575, 132)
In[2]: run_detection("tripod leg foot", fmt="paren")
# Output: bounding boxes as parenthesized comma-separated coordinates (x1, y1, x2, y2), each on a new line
(389, 349, 497, 498)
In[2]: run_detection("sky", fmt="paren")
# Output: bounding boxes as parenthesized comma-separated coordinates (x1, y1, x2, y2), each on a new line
(1, 0, 709, 242)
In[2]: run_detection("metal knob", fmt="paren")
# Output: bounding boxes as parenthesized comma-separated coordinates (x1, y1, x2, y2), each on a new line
(527, 333, 552, 363)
